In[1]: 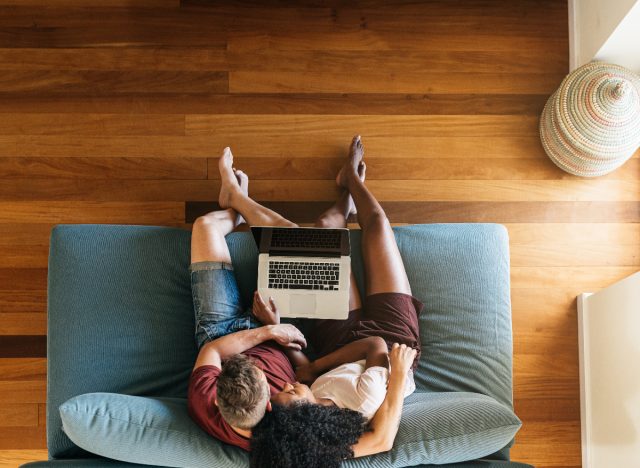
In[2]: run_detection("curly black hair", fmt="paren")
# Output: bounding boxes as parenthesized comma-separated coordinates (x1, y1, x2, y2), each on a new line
(250, 402, 367, 468)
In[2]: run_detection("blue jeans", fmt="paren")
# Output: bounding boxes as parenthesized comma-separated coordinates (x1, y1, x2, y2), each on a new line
(189, 261, 261, 350)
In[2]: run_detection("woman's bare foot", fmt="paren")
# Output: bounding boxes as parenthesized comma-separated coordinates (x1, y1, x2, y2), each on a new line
(336, 135, 364, 189)
(345, 161, 366, 217)
(218, 147, 244, 209)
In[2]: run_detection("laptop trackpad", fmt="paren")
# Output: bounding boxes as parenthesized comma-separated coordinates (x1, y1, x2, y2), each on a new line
(290, 294, 316, 316)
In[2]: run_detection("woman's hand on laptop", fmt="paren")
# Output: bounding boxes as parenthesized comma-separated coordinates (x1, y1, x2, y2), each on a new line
(252, 291, 280, 325)
(268, 324, 307, 351)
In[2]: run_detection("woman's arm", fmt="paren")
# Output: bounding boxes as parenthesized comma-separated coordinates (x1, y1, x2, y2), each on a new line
(296, 336, 388, 384)
(351, 343, 417, 458)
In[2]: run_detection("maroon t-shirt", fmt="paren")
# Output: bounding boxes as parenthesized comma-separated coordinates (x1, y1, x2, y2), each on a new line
(187, 341, 296, 451)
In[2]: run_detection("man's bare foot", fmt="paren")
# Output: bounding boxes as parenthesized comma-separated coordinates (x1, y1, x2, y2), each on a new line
(336, 135, 364, 189)
(234, 169, 248, 226)
(218, 147, 244, 209)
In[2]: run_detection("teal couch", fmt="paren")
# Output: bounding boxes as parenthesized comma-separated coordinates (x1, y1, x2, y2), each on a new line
(23, 223, 532, 467)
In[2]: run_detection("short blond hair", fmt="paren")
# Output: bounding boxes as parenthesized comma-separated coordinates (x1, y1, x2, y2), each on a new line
(217, 355, 270, 429)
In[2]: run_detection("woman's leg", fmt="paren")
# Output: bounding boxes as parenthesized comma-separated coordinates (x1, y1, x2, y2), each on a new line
(337, 135, 411, 296)
(314, 189, 362, 312)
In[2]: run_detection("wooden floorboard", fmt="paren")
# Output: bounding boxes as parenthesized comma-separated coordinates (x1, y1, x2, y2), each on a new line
(1, 0, 634, 466)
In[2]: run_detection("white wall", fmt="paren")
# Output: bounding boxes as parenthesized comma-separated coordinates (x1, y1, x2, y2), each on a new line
(578, 272, 640, 468)
(594, 1, 640, 72)
(570, 0, 640, 71)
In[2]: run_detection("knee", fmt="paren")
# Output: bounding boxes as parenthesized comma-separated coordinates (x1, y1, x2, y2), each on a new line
(362, 209, 389, 230)
(315, 215, 333, 229)
(193, 215, 221, 230)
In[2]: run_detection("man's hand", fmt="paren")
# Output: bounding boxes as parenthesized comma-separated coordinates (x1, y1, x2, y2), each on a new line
(389, 343, 417, 377)
(252, 291, 280, 325)
(268, 324, 307, 351)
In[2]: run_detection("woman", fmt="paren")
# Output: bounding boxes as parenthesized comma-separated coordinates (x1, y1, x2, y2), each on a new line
(214, 135, 423, 466)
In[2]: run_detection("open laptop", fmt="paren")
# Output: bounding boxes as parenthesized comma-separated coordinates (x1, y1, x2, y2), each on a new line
(251, 226, 351, 319)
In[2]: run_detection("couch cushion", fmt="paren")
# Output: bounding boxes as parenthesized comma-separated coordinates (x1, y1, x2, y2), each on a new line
(59, 391, 520, 467)
(47, 223, 514, 460)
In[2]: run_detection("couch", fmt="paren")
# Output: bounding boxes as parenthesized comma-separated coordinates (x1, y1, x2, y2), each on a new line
(23, 223, 532, 467)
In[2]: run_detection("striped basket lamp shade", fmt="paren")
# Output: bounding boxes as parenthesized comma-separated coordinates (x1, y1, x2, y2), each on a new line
(540, 61, 640, 177)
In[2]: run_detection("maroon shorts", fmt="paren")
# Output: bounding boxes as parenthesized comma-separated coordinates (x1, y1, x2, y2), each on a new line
(305, 292, 423, 370)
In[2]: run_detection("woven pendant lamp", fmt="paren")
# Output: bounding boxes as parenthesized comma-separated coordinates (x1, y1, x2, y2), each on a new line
(540, 61, 640, 177)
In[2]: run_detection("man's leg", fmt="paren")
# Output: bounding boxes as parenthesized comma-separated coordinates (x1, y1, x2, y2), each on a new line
(337, 135, 412, 296)
(190, 171, 253, 349)
(218, 147, 297, 228)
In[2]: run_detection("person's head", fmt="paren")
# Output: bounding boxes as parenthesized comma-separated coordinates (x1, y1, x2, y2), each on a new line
(250, 402, 367, 468)
(270, 381, 318, 406)
(216, 354, 271, 430)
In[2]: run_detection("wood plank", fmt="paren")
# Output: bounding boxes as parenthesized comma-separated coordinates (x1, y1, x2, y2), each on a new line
(0, 405, 38, 427)
(2, 179, 637, 202)
(0, 224, 53, 245)
(0, 314, 46, 335)
(0, 270, 47, 291)
(225, 49, 567, 74)
(204, 157, 640, 181)
(505, 222, 640, 245)
(0, 290, 47, 314)
(0, 337, 46, 358)
(0, 449, 48, 466)
(509, 243, 640, 267)
(226, 31, 566, 53)
(185, 114, 540, 137)
(0, 202, 184, 224)
(38, 404, 45, 427)
(0, 0, 178, 7)
(229, 70, 563, 94)
(513, 353, 578, 378)
(0, 359, 46, 380)
(511, 266, 640, 289)
(186, 201, 640, 224)
(0, 135, 551, 158)
(514, 397, 579, 423)
(0, 382, 46, 404)
(0, 47, 226, 71)
(0, 93, 549, 116)
(0, 427, 46, 450)
(0, 157, 207, 179)
(0, 70, 227, 95)
(514, 376, 579, 400)
(0, 7, 227, 48)
(0, 114, 184, 136)
(183, 0, 566, 18)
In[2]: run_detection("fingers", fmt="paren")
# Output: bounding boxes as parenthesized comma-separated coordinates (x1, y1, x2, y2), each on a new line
(255, 291, 266, 306)
(269, 296, 277, 311)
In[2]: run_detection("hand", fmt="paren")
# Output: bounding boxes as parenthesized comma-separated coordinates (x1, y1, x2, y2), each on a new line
(296, 362, 320, 385)
(252, 291, 280, 325)
(389, 343, 417, 376)
(268, 324, 307, 351)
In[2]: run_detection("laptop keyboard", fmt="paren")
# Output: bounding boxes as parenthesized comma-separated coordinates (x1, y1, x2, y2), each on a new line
(270, 228, 342, 250)
(268, 261, 340, 290)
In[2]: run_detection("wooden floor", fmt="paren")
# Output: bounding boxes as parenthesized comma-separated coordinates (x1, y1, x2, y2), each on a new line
(1, 0, 638, 466)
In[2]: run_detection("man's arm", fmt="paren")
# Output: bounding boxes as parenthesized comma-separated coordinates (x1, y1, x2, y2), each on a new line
(193, 324, 307, 370)
(351, 343, 416, 457)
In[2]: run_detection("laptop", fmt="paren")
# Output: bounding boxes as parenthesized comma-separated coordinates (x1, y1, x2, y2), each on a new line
(251, 226, 351, 319)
